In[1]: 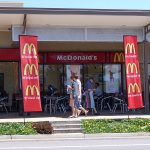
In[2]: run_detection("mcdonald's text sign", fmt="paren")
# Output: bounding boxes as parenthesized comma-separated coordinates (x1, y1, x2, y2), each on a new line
(20, 35, 42, 112)
(124, 36, 143, 109)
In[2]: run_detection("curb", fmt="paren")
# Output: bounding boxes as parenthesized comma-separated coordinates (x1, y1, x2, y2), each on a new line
(1, 133, 150, 141)
(84, 133, 150, 139)
(11, 133, 84, 140)
(0, 135, 11, 141)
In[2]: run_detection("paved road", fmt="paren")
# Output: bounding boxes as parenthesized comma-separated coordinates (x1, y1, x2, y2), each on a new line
(0, 136, 150, 150)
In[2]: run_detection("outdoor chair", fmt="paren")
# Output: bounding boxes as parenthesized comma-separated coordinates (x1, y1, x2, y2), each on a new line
(100, 95, 112, 112)
(112, 96, 128, 113)
(52, 96, 67, 114)
(94, 95, 103, 111)
(44, 95, 67, 114)
(0, 96, 9, 113)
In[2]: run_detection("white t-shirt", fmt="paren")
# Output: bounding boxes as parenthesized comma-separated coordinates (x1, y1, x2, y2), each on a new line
(76, 79, 82, 99)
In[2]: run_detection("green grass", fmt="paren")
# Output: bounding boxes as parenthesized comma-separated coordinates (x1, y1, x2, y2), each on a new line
(82, 118, 150, 134)
(0, 122, 37, 135)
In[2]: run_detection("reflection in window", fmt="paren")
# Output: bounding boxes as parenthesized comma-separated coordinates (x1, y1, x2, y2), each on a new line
(103, 64, 121, 94)
(83, 64, 102, 91)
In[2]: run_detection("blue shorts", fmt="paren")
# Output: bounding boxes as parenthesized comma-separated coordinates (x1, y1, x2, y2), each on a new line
(74, 96, 82, 109)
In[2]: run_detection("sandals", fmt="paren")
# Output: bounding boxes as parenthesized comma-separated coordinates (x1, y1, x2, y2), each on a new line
(69, 115, 78, 118)
(85, 110, 89, 116)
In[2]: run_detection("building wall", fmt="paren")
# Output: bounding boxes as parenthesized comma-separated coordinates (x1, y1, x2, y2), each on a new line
(0, 31, 146, 64)
(0, 31, 12, 47)
(0, 31, 145, 63)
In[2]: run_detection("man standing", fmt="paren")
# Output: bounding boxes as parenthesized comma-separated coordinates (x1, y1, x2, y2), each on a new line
(73, 74, 88, 117)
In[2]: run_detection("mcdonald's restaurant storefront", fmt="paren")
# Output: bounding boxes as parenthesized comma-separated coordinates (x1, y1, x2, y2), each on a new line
(0, 47, 143, 114)
(0, 7, 150, 115)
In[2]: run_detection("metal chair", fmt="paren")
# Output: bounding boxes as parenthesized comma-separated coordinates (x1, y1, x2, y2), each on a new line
(100, 95, 112, 112)
(52, 96, 67, 114)
(0, 96, 8, 113)
(112, 96, 128, 113)
(44, 95, 67, 114)
(94, 95, 103, 111)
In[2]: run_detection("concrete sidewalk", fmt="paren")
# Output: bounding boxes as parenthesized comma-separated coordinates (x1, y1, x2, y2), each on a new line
(0, 114, 150, 123)
(1, 133, 150, 142)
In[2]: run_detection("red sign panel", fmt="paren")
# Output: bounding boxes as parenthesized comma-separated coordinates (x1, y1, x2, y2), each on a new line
(109, 52, 125, 63)
(20, 35, 42, 112)
(0, 48, 19, 61)
(124, 36, 143, 109)
(38, 53, 44, 64)
(45, 52, 105, 64)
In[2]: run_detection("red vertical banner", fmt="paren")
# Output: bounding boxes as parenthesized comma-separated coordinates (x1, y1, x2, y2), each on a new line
(124, 36, 144, 109)
(20, 35, 42, 112)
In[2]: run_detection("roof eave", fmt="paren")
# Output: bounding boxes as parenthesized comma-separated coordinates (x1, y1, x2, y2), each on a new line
(0, 7, 150, 16)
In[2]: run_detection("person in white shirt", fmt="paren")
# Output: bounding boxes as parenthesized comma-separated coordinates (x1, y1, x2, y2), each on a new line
(67, 76, 75, 118)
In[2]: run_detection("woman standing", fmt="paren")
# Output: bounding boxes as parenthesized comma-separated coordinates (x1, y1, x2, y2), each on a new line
(85, 77, 98, 114)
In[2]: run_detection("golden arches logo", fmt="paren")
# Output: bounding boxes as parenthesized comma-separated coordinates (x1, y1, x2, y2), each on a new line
(125, 43, 136, 54)
(128, 83, 140, 94)
(114, 52, 125, 62)
(22, 43, 37, 55)
(126, 63, 138, 74)
(25, 85, 40, 96)
(24, 64, 38, 76)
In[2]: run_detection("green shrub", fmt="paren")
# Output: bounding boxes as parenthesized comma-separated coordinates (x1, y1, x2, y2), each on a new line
(82, 118, 150, 134)
(0, 122, 53, 135)
(0, 122, 37, 135)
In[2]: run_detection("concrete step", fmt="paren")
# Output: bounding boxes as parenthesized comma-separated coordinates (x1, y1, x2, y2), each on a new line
(53, 124, 81, 129)
(52, 121, 81, 125)
(52, 120, 82, 134)
(53, 128, 83, 134)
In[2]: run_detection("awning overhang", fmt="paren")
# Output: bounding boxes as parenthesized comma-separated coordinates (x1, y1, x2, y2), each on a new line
(0, 8, 150, 31)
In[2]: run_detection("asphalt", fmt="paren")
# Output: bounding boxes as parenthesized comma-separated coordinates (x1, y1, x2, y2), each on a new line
(0, 114, 150, 141)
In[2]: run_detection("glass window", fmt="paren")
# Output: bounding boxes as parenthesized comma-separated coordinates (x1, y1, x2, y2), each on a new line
(83, 64, 103, 91)
(65, 65, 81, 85)
(103, 64, 121, 94)
(39, 65, 44, 92)
(0, 62, 18, 100)
(44, 65, 63, 94)
(64, 65, 81, 94)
